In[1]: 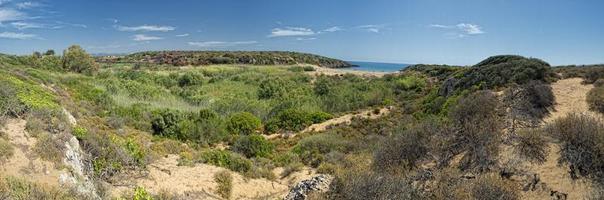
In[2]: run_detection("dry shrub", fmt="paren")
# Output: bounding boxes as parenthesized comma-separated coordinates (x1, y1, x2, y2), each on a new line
(468, 174, 519, 200)
(0, 138, 14, 162)
(514, 129, 549, 164)
(214, 170, 233, 199)
(444, 91, 503, 172)
(328, 171, 422, 200)
(546, 113, 604, 183)
(587, 86, 604, 114)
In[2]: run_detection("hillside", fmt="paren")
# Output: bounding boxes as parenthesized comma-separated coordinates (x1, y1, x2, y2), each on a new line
(99, 51, 354, 68)
(4, 50, 604, 199)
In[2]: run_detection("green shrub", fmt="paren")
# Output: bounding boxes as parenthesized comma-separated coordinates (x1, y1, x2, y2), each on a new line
(258, 78, 287, 99)
(151, 109, 183, 138)
(546, 113, 604, 183)
(0, 84, 26, 118)
(132, 186, 153, 200)
(62, 45, 98, 74)
(72, 126, 88, 140)
(226, 112, 261, 135)
(396, 75, 427, 92)
(232, 134, 274, 158)
(198, 150, 252, 173)
(178, 72, 204, 87)
(587, 87, 604, 114)
(0, 138, 14, 162)
(214, 171, 233, 199)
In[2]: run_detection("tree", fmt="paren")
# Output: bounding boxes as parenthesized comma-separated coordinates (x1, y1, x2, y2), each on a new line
(44, 49, 55, 56)
(62, 45, 98, 74)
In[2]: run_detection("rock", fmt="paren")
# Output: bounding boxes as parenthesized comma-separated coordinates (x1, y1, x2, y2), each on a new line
(284, 174, 333, 200)
(60, 136, 101, 200)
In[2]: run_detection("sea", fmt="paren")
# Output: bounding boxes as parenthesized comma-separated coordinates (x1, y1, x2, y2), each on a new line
(347, 61, 411, 72)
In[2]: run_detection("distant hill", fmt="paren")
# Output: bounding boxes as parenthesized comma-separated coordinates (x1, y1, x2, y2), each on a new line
(98, 51, 353, 68)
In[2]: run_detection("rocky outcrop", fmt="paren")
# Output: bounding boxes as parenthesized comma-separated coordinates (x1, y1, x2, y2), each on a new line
(284, 174, 333, 200)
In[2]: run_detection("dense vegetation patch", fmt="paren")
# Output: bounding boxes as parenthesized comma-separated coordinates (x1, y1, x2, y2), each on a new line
(104, 51, 353, 68)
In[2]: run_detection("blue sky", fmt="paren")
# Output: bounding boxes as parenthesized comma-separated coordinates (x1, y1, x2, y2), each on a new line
(0, 0, 603, 65)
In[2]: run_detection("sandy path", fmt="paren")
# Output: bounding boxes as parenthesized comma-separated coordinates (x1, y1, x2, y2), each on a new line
(302, 107, 391, 133)
(0, 119, 65, 187)
(111, 154, 317, 199)
(520, 78, 597, 199)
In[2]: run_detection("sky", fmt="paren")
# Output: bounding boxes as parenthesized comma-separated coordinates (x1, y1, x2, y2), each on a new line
(0, 0, 603, 65)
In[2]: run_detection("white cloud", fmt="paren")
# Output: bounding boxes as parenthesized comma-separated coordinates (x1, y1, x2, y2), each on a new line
(269, 27, 315, 37)
(133, 34, 162, 41)
(456, 23, 484, 35)
(176, 33, 189, 37)
(357, 24, 384, 33)
(0, 31, 36, 39)
(429, 23, 485, 37)
(11, 21, 43, 29)
(188, 41, 258, 47)
(117, 25, 175, 32)
(16, 2, 41, 9)
(296, 37, 316, 41)
(321, 26, 342, 33)
(0, 8, 25, 23)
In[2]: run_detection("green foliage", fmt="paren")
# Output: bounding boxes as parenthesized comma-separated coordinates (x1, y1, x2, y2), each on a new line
(0, 83, 27, 118)
(404, 64, 463, 81)
(198, 149, 252, 173)
(587, 86, 604, 114)
(395, 75, 427, 92)
(178, 72, 204, 87)
(132, 186, 153, 200)
(0, 75, 59, 111)
(214, 171, 233, 199)
(72, 126, 88, 140)
(62, 45, 98, 74)
(233, 134, 274, 158)
(226, 112, 261, 135)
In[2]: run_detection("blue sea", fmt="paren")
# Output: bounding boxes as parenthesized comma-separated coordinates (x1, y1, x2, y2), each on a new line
(347, 61, 411, 72)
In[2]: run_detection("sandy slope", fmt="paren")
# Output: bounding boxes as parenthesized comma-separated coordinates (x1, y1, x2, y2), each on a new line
(306, 65, 392, 77)
(520, 78, 597, 199)
(302, 107, 391, 133)
(0, 119, 66, 188)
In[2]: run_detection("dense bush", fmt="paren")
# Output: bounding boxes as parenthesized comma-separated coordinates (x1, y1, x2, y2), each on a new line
(122, 51, 353, 68)
(0, 84, 26, 119)
(265, 109, 333, 133)
(258, 78, 288, 99)
(0, 176, 74, 199)
(197, 149, 252, 173)
(587, 86, 604, 114)
(293, 133, 351, 167)
(232, 134, 274, 158)
(151, 109, 183, 138)
(226, 112, 261, 135)
(456, 55, 555, 90)
(62, 45, 98, 74)
(547, 113, 604, 183)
